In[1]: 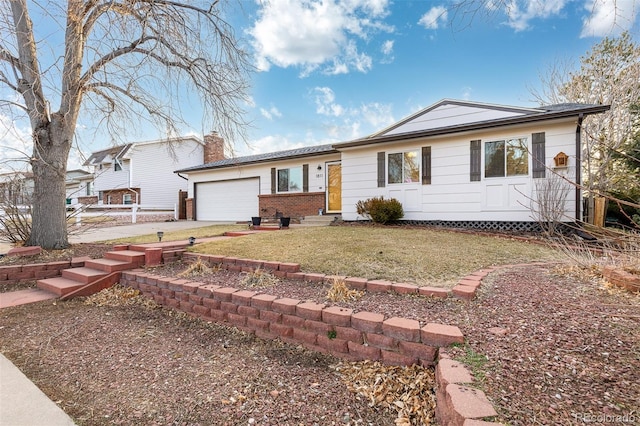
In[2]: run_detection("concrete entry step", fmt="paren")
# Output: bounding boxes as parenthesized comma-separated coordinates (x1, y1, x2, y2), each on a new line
(300, 215, 340, 226)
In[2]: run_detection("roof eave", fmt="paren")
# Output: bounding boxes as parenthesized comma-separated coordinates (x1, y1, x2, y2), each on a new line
(174, 148, 340, 174)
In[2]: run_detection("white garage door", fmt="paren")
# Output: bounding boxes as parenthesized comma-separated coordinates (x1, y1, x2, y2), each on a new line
(195, 178, 259, 221)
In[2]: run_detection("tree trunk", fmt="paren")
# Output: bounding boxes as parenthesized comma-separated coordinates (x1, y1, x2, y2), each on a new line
(25, 118, 71, 249)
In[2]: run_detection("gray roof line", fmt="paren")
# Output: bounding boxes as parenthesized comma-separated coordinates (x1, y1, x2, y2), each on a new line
(336, 103, 610, 148)
(175, 143, 338, 173)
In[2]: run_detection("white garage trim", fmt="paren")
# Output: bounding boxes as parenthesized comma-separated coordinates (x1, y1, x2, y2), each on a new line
(195, 177, 260, 221)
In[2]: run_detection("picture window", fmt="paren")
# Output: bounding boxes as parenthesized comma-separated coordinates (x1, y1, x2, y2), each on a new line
(388, 151, 420, 184)
(277, 167, 302, 192)
(484, 138, 528, 178)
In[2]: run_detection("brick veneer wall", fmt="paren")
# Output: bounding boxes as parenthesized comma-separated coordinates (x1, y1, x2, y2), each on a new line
(77, 195, 98, 205)
(103, 188, 141, 205)
(185, 198, 194, 220)
(259, 192, 325, 218)
(203, 132, 225, 163)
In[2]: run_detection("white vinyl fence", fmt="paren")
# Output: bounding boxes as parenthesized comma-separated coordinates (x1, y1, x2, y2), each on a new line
(70, 203, 178, 225)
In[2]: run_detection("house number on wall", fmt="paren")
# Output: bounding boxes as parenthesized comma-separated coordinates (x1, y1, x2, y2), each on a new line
(316, 173, 324, 178)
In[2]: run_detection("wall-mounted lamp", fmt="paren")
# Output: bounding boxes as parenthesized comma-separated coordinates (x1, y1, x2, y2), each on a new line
(157, 231, 164, 242)
(317, 164, 322, 171)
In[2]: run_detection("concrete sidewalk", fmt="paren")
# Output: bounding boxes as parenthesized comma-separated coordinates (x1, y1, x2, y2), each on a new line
(0, 354, 76, 425)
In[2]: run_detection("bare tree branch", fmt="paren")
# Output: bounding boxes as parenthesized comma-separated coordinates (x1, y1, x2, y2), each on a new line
(0, 0, 253, 248)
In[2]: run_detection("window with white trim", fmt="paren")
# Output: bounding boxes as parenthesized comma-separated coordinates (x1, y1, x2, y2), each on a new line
(388, 150, 420, 184)
(123, 193, 132, 205)
(277, 167, 302, 192)
(484, 137, 528, 178)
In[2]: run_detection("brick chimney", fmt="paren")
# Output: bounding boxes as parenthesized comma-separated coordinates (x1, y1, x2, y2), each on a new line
(203, 131, 226, 163)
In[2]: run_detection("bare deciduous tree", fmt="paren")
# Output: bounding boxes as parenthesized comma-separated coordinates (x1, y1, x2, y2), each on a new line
(0, 0, 252, 249)
(531, 32, 640, 224)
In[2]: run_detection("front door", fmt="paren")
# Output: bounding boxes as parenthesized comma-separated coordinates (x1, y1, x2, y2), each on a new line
(327, 162, 341, 213)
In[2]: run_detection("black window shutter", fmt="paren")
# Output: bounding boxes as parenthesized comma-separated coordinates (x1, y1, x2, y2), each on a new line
(470, 140, 481, 181)
(422, 146, 432, 185)
(302, 164, 309, 192)
(377, 152, 386, 187)
(270, 167, 276, 194)
(532, 132, 546, 178)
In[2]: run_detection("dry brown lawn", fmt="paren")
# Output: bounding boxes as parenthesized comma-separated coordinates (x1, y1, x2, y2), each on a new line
(190, 225, 559, 286)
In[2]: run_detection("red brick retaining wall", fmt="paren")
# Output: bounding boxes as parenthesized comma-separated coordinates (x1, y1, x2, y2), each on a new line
(435, 353, 501, 425)
(0, 258, 89, 288)
(120, 268, 464, 366)
(0, 249, 503, 424)
(120, 255, 505, 423)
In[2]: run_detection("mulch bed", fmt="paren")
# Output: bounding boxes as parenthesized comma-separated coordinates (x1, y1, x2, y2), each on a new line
(1, 244, 639, 425)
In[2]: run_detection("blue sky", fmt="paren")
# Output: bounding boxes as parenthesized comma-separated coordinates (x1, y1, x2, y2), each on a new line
(226, 0, 639, 157)
(1, 0, 639, 171)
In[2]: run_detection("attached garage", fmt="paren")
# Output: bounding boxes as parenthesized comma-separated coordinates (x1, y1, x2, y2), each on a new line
(195, 178, 259, 221)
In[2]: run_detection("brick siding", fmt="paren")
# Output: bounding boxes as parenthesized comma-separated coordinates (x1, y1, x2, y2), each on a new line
(102, 188, 140, 204)
(259, 192, 325, 218)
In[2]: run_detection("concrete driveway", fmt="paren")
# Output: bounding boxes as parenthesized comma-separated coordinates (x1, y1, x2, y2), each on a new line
(1, 221, 237, 254)
(68, 221, 236, 244)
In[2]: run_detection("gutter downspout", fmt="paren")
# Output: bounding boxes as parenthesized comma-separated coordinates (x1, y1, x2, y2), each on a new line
(575, 113, 584, 221)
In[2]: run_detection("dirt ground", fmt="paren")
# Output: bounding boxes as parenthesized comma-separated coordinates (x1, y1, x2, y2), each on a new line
(1, 245, 639, 425)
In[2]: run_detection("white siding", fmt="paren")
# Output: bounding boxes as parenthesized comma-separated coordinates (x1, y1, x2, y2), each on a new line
(128, 138, 203, 208)
(385, 104, 531, 135)
(65, 180, 91, 203)
(92, 161, 131, 194)
(341, 120, 578, 222)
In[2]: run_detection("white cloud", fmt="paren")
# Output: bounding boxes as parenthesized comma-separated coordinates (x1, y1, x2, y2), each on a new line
(360, 102, 395, 129)
(249, 0, 392, 76)
(381, 39, 394, 55)
(418, 6, 448, 30)
(312, 86, 394, 138)
(380, 39, 394, 63)
(260, 106, 283, 121)
(502, 0, 567, 31)
(313, 87, 345, 117)
(460, 86, 473, 101)
(581, 0, 639, 37)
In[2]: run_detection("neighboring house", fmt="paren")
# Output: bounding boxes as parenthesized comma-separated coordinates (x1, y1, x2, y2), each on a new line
(176, 99, 609, 229)
(84, 133, 224, 210)
(0, 171, 34, 205)
(65, 169, 94, 205)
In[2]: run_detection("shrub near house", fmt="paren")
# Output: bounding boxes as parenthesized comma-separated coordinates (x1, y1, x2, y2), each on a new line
(356, 197, 404, 224)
